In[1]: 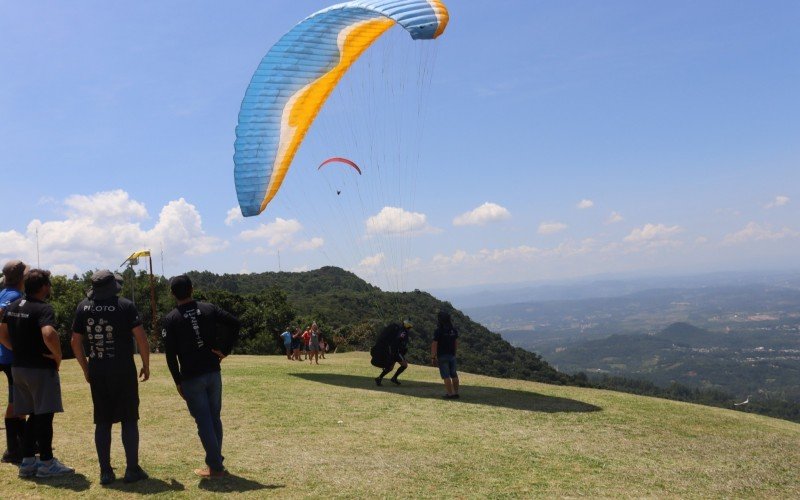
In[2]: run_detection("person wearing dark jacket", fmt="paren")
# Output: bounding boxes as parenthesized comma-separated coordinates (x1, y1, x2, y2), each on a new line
(161, 274, 240, 479)
(431, 311, 459, 399)
(71, 270, 150, 485)
(374, 320, 412, 386)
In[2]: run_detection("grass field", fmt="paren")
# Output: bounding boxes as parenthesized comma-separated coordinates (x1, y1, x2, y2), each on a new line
(0, 352, 798, 498)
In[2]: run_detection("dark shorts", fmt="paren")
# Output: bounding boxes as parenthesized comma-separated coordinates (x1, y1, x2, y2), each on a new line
(437, 354, 457, 379)
(1, 364, 13, 404)
(12, 366, 63, 415)
(290, 339, 300, 350)
(89, 364, 139, 424)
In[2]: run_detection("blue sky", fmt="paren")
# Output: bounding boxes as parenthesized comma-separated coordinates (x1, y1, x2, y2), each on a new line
(1, 1, 798, 290)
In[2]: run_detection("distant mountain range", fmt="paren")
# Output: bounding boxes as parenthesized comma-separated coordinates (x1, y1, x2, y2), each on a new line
(546, 322, 800, 402)
(456, 273, 800, 403)
(434, 270, 800, 309)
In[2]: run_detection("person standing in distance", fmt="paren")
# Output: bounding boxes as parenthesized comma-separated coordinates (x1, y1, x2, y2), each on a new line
(71, 270, 150, 485)
(431, 311, 459, 399)
(0, 269, 74, 478)
(162, 274, 240, 478)
(280, 326, 292, 360)
(0, 260, 28, 464)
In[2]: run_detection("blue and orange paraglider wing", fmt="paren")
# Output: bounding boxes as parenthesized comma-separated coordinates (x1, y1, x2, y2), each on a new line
(233, 0, 450, 217)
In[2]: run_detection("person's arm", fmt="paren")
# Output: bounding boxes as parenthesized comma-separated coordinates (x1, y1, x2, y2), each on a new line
(70, 333, 90, 382)
(213, 305, 241, 358)
(431, 340, 438, 366)
(132, 325, 150, 382)
(41, 325, 62, 370)
(162, 322, 183, 397)
(0, 322, 10, 351)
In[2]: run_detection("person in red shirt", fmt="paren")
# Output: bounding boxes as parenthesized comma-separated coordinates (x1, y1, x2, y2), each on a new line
(301, 328, 311, 360)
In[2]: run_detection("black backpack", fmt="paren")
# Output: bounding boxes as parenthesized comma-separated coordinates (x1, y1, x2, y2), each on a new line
(370, 323, 400, 368)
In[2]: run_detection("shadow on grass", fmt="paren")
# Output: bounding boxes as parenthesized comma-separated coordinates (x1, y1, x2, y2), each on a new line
(198, 472, 284, 493)
(291, 373, 601, 413)
(26, 472, 91, 491)
(105, 477, 185, 494)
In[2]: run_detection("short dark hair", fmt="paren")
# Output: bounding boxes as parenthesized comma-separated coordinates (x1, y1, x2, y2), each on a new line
(169, 274, 193, 300)
(24, 269, 52, 296)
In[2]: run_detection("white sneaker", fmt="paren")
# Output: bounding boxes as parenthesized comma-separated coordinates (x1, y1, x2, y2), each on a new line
(35, 457, 75, 477)
(18, 457, 40, 478)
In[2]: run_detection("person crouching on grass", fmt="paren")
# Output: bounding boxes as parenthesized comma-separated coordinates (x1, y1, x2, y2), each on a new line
(162, 274, 240, 478)
(70, 270, 150, 485)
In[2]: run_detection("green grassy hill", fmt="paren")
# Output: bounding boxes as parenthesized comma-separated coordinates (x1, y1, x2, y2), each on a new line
(0, 354, 798, 498)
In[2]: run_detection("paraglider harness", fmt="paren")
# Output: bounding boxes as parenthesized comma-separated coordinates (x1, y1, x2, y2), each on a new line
(370, 323, 406, 368)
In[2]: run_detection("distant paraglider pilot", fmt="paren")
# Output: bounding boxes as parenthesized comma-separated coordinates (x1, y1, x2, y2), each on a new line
(372, 320, 413, 386)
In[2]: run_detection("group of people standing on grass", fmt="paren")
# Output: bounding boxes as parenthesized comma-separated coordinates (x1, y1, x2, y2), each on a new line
(0, 260, 241, 485)
(280, 323, 328, 364)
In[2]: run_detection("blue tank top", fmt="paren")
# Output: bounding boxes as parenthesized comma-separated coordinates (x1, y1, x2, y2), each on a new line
(0, 287, 23, 364)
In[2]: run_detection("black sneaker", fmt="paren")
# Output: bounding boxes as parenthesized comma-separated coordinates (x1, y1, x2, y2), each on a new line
(2, 450, 22, 464)
(123, 465, 149, 483)
(100, 468, 116, 486)
(374, 377, 382, 386)
(390, 378, 401, 385)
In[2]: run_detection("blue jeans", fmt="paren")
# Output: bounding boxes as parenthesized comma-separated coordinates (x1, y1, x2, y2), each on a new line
(182, 371, 224, 471)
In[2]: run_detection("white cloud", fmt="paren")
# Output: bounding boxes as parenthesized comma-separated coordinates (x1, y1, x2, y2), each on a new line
(294, 237, 324, 251)
(623, 223, 683, 249)
(366, 207, 437, 236)
(239, 217, 323, 251)
(605, 211, 624, 224)
(359, 253, 385, 269)
(225, 206, 243, 226)
(0, 191, 226, 274)
(538, 221, 567, 235)
(765, 195, 790, 209)
(453, 202, 511, 226)
(577, 199, 594, 209)
(723, 222, 799, 245)
(0, 230, 34, 260)
(65, 189, 148, 222)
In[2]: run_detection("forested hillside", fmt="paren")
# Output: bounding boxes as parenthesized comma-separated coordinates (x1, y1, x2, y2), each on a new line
(186, 267, 571, 385)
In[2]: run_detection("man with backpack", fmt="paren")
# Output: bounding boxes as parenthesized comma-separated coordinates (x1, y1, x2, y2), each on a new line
(71, 270, 150, 485)
(372, 320, 412, 386)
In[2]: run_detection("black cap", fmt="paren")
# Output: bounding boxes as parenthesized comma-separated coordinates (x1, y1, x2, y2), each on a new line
(88, 269, 123, 300)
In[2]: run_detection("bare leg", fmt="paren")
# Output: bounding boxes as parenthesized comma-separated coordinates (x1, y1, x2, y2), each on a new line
(453, 377, 459, 395)
(443, 378, 454, 395)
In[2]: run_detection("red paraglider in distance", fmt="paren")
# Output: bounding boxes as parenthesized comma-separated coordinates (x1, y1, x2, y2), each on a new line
(318, 157, 362, 175)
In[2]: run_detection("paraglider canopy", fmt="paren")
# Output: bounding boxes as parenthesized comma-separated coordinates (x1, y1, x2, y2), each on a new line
(318, 157, 362, 175)
(233, 0, 450, 217)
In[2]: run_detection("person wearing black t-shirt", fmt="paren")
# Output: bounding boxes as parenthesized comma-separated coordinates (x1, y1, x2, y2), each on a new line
(0, 269, 74, 478)
(431, 311, 459, 399)
(162, 274, 240, 479)
(71, 270, 150, 485)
